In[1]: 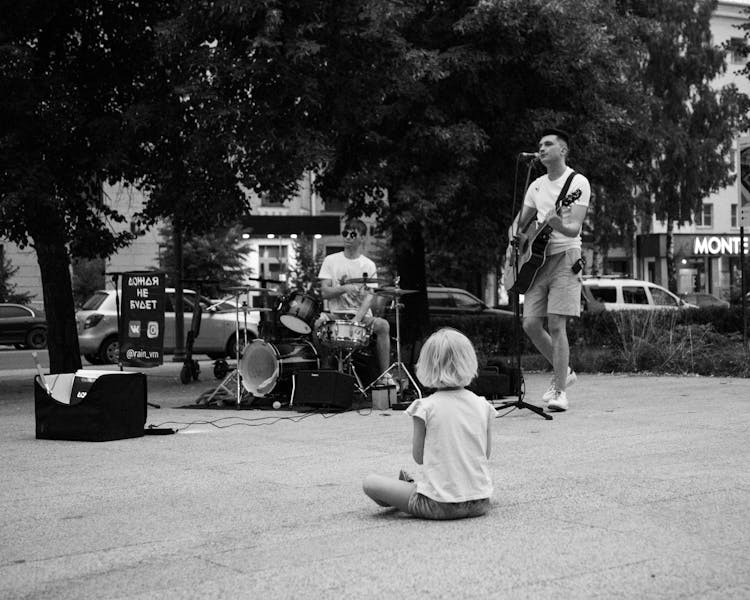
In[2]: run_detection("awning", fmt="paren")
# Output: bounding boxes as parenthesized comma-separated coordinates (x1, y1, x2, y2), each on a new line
(240, 215, 342, 236)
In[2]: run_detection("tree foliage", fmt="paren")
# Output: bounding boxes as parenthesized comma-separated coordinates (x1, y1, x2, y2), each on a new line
(627, 0, 749, 291)
(0, 252, 32, 304)
(0, 1, 178, 371)
(156, 224, 253, 298)
(2, 0, 746, 368)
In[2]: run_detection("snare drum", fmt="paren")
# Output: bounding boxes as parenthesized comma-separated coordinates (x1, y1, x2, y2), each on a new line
(278, 292, 320, 334)
(239, 339, 319, 397)
(317, 319, 370, 350)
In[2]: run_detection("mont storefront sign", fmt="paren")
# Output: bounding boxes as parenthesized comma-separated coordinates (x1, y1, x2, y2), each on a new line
(119, 272, 166, 367)
(691, 235, 749, 256)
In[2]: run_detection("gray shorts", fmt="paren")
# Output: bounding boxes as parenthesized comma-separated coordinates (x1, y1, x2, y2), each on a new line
(523, 248, 582, 317)
(407, 491, 491, 520)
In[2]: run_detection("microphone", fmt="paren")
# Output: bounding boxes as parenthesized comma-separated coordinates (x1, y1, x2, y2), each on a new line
(519, 152, 540, 159)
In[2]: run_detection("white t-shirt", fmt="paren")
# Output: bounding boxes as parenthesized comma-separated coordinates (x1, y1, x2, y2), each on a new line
(317, 251, 378, 314)
(405, 389, 495, 503)
(523, 166, 591, 256)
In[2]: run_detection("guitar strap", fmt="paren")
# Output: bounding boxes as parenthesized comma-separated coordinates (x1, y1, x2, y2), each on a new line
(555, 171, 577, 211)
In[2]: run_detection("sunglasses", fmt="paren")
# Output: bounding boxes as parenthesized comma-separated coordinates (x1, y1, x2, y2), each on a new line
(341, 230, 359, 239)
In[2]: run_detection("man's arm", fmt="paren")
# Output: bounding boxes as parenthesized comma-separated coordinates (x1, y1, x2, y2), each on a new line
(544, 203, 588, 238)
(320, 277, 359, 301)
(515, 204, 537, 235)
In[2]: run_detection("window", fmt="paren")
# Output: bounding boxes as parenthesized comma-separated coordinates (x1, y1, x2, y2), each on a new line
(321, 197, 347, 213)
(729, 38, 747, 64)
(452, 291, 482, 308)
(324, 245, 344, 256)
(731, 203, 738, 228)
(622, 286, 648, 305)
(695, 203, 713, 227)
(428, 291, 454, 307)
(258, 244, 288, 280)
(0, 305, 31, 318)
(650, 287, 678, 307)
(81, 291, 109, 311)
(588, 286, 617, 303)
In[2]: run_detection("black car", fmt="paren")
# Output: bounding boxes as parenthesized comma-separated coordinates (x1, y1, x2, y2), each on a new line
(0, 303, 48, 349)
(427, 287, 514, 319)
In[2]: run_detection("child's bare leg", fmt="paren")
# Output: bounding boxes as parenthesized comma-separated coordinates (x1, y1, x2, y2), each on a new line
(363, 475, 416, 512)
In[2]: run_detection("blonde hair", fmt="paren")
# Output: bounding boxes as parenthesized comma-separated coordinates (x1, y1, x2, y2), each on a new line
(415, 328, 478, 389)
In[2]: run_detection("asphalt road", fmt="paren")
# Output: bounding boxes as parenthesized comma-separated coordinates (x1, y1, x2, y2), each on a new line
(0, 346, 50, 371)
(0, 347, 217, 374)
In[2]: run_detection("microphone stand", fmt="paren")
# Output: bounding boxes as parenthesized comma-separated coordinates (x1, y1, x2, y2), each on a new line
(494, 155, 552, 420)
(494, 250, 552, 420)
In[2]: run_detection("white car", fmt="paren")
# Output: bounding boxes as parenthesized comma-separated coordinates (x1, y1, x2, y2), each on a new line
(76, 288, 260, 364)
(582, 278, 699, 312)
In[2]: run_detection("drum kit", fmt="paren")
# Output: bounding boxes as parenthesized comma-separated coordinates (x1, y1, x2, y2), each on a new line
(198, 276, 422, 408)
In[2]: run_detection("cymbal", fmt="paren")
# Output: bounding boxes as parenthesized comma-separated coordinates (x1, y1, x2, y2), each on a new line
(223, 286, 279, 295)
(375, 287, 418, 297)
(346, 277, 391, 285)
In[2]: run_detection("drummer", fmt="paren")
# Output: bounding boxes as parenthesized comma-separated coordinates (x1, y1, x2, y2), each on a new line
(316, 218, 394, 386)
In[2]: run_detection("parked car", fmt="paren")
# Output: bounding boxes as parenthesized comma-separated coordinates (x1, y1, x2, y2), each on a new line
(427, 286, 514, 319)
(582, 278, 698, 311)
(0, 303, 48, 349)
(76, 289, 260, 364)
(679, 292, 730, 309)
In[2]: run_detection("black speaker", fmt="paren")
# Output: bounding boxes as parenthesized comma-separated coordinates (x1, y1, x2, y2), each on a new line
(468, 363, 523, 399)
(35, 372, 147, 441)
(292, 370, 355, 410)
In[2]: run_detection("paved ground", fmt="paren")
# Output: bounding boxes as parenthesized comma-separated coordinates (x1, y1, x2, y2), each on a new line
(1, 361, 749, 599)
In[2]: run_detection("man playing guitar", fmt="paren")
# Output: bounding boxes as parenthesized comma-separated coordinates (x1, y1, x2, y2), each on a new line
(510, 128, 590, 412)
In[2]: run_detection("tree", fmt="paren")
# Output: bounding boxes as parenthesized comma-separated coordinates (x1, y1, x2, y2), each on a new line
(156, 224, 253, 298)
(305, 0, 667, 345)
(71, 257, 105, 307)
(629, 0, 749, 291)
(0, 1, 175, 372)
(0, 251, 32, 304)
(288, 235, 326, 293)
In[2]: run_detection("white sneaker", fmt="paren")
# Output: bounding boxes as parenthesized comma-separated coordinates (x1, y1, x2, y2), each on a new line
(541, 368, 577, 402)
(547, 390, 569, 412)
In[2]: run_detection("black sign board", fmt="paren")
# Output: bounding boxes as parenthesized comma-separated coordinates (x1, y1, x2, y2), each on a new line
(119, 272, 166, 367)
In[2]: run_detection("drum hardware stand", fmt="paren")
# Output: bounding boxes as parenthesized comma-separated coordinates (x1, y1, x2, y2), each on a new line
(197, 287, 255, 408)
(332, 346, 368, 400)
(365, 277, 422, 399)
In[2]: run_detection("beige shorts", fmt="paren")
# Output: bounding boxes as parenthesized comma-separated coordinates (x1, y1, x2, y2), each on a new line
(523, 248, 582, 317)
(407, 491, 491, 520)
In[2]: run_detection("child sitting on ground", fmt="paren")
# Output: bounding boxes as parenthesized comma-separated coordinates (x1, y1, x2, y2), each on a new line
(362, 328, 495, 519)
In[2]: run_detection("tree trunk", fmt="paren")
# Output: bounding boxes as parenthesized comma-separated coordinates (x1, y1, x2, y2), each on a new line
(592, 246, 600, 276)
(666, 218, 677, 292)
(32, 225, 82, 374)
(173, 221, 185, 361)
(392, 220, 429, 369)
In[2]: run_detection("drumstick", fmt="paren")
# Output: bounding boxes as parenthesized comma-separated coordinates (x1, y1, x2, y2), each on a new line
(31, 351, 51, 394)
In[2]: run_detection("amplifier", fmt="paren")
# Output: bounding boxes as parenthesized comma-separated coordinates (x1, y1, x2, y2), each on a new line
(468, 365, 521, 399)
(292, 370, 355, 410)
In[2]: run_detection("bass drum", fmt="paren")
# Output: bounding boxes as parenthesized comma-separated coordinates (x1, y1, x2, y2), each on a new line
(239, 339, 319, 397)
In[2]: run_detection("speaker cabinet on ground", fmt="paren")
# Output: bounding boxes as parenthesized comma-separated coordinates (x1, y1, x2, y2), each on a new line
(292, 370, 355, 410)
(35, 371, 147, 441)
(468, 365, 521, 399)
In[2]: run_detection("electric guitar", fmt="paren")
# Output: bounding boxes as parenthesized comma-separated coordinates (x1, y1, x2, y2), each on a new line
(504, 189, 582, 294)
